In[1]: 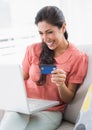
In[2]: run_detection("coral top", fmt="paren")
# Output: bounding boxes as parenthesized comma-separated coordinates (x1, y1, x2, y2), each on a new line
(22, 42, 88, 112)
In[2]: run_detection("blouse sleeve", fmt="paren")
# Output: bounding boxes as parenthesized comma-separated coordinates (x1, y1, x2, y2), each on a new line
(68, 53, 88, 84)
(22, 45, 32, 74)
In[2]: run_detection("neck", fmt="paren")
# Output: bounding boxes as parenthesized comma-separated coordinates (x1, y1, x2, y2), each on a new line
(54, 41, 69, 57)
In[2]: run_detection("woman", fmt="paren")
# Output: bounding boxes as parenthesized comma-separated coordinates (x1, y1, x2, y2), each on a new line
(0, 6, 88, 130)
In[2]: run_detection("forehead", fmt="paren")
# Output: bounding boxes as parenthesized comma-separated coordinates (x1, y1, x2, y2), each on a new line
(37, 21, 58, 32)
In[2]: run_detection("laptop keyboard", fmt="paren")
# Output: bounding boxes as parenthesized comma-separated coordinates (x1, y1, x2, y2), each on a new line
(27, 98, 59, 111)
(28, 98, 45, 108)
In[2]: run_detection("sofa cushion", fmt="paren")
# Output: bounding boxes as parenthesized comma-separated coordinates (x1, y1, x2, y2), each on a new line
(63, 44, 92, 123)
(57, 121, 74, 130)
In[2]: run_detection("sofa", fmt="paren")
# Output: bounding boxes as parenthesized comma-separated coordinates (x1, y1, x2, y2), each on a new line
(57, 43, 92, 130)
(0, 43, 92, 130)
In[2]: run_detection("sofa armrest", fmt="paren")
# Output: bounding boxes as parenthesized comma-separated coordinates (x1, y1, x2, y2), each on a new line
(0, 110, 5, 121)
(74, 84, 92, 130)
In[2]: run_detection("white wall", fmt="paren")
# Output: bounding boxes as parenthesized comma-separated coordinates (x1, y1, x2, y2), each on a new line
(9, 0, 60, 28)
(0, 0, 92, 45)
(0, 0, 11, 28)
(59, 0, 92, 45)
(0, 0, 92, 64)
(0, 0, 60, 39)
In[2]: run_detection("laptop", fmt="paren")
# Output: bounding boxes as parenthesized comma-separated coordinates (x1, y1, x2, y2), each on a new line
(0, 64, 59, 114)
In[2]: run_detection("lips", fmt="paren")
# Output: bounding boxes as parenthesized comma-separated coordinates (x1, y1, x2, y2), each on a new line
(46, 41, 54, 47)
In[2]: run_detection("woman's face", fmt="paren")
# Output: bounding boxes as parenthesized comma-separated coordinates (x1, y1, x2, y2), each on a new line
(37, 21, 66, 50)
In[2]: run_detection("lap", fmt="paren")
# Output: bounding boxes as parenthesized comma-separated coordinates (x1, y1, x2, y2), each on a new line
(0, 111, 30, 130)
(0, 111, 62, 130)
(26, 111, 62, 130)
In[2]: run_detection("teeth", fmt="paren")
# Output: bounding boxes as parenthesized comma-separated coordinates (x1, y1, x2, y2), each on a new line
(47, 42, 53, 44)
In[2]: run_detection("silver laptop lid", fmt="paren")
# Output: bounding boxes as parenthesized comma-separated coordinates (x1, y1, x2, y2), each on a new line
(0, 64, 60, 114)
(0, 64, 30, 114)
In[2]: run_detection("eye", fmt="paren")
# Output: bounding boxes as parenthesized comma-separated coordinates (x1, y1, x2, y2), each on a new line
(39, 32, 43, 35)
(47, 31, 53, 34)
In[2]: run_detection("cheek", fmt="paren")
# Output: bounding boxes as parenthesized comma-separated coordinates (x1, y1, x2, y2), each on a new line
(47, 33, 56, 39)
(53, 33, 61, 40)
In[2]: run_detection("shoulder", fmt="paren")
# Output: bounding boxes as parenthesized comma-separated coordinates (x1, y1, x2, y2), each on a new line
(67, 43, 88, 83)
(69, 43, 88, 60)
(27, 42, 42, 50)
(26, 42, 42, 56)
(69, 43, 88, 74)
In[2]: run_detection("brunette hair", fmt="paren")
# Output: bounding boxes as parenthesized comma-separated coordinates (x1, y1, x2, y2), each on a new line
(35, 6, 68, 85)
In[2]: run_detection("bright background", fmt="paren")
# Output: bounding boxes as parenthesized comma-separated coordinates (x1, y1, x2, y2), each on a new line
(0, 0, 92, 64)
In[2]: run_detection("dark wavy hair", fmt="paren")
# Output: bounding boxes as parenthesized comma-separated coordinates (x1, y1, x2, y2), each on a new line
(35, 6, 68, 85)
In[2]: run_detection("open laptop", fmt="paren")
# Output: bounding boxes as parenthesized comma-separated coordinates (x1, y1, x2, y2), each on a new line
(0, 64, 59, 114)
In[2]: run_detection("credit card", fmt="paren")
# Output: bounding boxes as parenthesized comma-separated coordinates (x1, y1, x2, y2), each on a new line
(40, 64, 56, 74)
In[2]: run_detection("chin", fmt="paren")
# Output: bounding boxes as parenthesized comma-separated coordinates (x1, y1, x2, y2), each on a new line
(48, 47, 55, 50)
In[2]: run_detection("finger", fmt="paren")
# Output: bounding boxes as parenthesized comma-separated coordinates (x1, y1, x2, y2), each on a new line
(51, 76, 66, 83)
(52, 73, 66, 80)
(51, 69, 66, 74)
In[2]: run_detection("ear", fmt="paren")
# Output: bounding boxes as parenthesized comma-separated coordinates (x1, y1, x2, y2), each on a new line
(61, 23, 66, 33)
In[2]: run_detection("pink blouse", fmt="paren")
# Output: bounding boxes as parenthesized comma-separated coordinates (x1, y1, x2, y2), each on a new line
(22, 42, 88, 112)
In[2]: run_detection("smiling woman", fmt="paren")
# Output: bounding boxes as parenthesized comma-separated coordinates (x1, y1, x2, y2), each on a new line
(0, 5, 88, 130)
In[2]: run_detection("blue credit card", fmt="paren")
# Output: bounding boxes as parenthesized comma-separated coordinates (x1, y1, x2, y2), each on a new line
(40, 64, 56, 74)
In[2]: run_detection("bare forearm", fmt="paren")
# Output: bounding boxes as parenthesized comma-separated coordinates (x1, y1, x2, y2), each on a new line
(51, 69, 78, 103)
(57, 83, 74, 103)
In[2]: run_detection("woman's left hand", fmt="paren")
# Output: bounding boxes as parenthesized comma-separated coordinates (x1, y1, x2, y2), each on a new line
(51, 69, 66, 87)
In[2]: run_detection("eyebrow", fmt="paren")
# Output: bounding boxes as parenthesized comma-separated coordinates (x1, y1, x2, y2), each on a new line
(39, 29, 52, 33)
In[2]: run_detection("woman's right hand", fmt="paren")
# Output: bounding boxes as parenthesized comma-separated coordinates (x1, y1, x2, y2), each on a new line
(51, 69, 66, 87)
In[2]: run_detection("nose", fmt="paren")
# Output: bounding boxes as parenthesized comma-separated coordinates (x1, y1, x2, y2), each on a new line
(41, 33, 47, 42)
